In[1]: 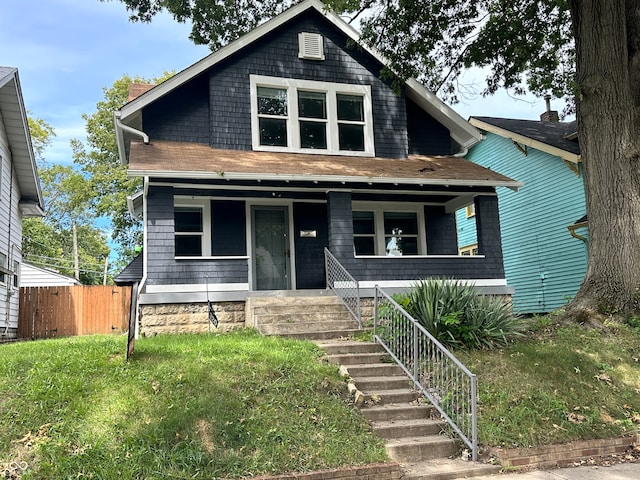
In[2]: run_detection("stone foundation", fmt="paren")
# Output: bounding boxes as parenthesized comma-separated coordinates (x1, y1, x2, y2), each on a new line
(140, 301, 246, 336)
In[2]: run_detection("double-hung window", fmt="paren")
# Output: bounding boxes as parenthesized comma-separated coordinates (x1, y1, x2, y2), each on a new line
(353, 205, 426, 256)
(251, 75, 374, 156)
(174, 199, 211, 257)
(0, 252, 7, 285)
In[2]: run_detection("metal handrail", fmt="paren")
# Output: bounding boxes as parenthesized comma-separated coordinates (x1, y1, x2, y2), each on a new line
(373, 285, 478, 461)
(324, 248, 361, 328)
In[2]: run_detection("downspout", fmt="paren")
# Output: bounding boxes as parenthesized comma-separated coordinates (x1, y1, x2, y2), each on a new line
(134, 176, 149, 340)
(113, 111, 149, 165)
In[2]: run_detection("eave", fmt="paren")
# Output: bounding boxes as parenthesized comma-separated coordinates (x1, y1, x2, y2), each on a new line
(470, 117, 581, 164)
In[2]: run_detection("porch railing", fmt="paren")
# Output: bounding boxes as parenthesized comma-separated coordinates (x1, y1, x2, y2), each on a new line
(324, 248, 361, 328)
(373, 286, 478, 461)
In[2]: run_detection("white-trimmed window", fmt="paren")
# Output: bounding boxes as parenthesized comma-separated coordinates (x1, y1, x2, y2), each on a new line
(0, 252, 7, 285)
(250, 75, 374, 156)
(174, 199, 211, 257)
(12, 260, 19, 288)
(459, 243, 479, 256)
(353, 205, 426, 256)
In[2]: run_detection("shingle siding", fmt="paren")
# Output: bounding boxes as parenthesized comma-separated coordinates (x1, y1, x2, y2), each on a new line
(293, 202, 328, 289)
(424, 206, 458, 255)
(144, 10, 414, 158)
(407, 98, 452, 155)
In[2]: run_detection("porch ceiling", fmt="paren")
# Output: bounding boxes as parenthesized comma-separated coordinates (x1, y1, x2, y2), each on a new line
(128, 140, 522, 191)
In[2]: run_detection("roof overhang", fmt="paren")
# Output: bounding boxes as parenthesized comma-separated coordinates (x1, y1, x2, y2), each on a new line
(470, 117, 581, 164)
(115, 0, 482, 164)
(0, 67, 44, 215)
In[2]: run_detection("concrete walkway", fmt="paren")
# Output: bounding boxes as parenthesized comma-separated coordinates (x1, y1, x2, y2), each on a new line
(472, 462, 640, 479)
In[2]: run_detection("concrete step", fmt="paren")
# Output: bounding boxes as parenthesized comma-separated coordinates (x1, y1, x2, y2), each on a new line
(315, 341, 384, 355)
(353, 375, 413, 392)
(371, 418, 444, 439)
(363, 388, 420, 405)
(344, 363, 405, 377)
(326, 352, 392, 365)
(252, 303, 349, 315)
(385, 435, 458, 463)
(248, 295, 344, 307)
(253, 310, 352, 324)
(258, 320, 358, 335)
(361, 404, 436, 423)
(273, 329, 363, 341)
(400, 459, 501, 480)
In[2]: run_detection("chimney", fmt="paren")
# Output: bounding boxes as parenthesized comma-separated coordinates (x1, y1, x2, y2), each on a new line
(540, 94, 559, 122)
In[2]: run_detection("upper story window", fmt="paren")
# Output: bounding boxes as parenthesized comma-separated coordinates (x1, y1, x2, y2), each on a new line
(251, 75, 374, 156)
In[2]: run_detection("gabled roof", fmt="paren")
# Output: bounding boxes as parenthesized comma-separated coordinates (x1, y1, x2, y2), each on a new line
(0, 67, 44, 216)
(128, 140, 522, 191)
(470, 116, 580, 164)
(115, 0, 482, 163)
(21, 263, 81, 287)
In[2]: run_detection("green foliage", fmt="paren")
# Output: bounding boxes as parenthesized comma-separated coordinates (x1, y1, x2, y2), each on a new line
(72, 72, 173, 263)
(0, 332, 387, 477)
(456, 325, 640, 448)
(403, 279, 523, 349)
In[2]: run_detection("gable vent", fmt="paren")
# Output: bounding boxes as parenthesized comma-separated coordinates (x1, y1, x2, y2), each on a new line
(298, 32, 325, 60)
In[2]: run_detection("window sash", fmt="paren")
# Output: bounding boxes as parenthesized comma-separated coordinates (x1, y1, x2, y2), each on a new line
(353, 206, 426, 256)
(251, 75, 374, 156)
(174, 200, 211, 257)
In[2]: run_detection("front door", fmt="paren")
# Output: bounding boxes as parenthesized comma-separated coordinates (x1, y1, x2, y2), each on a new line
(252, 206, 290, 290)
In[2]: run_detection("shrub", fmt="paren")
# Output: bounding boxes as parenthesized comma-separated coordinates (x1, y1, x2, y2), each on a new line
(403, 278, 523, 350)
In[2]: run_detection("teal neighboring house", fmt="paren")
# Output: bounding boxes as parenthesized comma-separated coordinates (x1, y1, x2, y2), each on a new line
(457, 108, 587, 314)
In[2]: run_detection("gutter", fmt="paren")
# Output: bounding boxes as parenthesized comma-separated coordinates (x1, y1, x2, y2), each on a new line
(114, 111, 149, 165)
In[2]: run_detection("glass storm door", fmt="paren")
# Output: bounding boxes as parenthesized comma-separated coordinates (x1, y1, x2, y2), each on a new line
(252, 206, 290, 290)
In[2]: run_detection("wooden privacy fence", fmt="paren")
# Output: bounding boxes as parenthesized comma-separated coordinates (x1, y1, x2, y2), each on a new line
(18, 286, 132, 339)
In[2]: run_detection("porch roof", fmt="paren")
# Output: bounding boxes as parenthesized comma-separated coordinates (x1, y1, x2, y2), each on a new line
(128, 141, 522, 191)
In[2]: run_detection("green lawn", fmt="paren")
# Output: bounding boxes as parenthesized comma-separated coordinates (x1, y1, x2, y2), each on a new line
(456, 320, 640, 449)
(0, 330, 387, 479)
(2, 322, 639, 479)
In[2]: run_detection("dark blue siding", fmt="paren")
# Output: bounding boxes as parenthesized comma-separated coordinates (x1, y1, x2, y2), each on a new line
(475, 195, 505, 277)
(293, 202, 328, 289)
(327, 191, 355, 259)
(211, 200, 246, 255)
(143, 74, 210, 144)
(145, 186, 248, 286)
(407, 98, 452, 155)
(425, 206, 458, 255)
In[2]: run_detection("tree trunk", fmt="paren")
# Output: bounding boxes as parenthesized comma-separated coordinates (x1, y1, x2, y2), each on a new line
(566, 0, 640, 323)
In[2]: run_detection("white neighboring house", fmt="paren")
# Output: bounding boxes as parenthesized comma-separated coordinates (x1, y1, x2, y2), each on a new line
(20, 263, 81, 287)
(0, 67, 45, 339)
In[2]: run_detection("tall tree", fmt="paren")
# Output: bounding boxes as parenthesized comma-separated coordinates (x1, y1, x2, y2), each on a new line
(106, 0, 640, 323)
(24, 115, 112, 285)
(72, 73, 174, 264)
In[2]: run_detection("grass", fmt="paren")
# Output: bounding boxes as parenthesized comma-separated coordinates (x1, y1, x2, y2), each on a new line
(0, 329, 388, 479)
(456, 320, 640, 449)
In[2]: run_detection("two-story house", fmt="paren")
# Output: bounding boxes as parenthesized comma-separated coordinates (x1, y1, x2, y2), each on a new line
(457, 106, 585, 314)
(0, 67, 44, 339)
(114, 0, 520, 334)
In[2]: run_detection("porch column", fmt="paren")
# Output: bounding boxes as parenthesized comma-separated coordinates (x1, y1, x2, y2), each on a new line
(424, 205, 458, 255)
(327, 191, 354, 260)
(475, 195, 506, 277)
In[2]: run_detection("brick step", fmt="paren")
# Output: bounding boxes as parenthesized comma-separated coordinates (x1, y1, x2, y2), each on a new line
(371, 418, 444, 439)
(385, 435, 458, 463)
(400, 459, 501, 480)
(353, 375, 413, 392)
(363, 388, 420, 405)
(360, 404, 436, 423)
(326, 352, 392, 365)
(344, 363, 405, 377)
(258, 320, 359, 335)
(315, 341, 384, 355)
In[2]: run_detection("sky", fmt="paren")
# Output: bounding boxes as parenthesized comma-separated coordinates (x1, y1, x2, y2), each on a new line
(1, 0, 569, 168)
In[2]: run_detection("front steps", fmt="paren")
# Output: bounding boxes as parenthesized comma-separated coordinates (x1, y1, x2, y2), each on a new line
(246, 294, 362, 340)
(318, 340, 501, 480)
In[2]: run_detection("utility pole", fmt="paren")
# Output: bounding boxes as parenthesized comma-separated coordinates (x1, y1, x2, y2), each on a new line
(72, 219, 79, 281)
